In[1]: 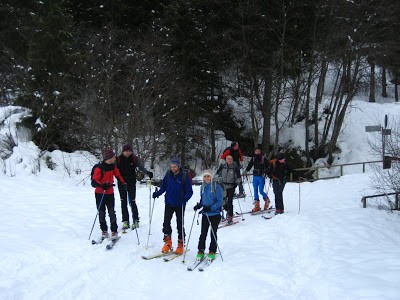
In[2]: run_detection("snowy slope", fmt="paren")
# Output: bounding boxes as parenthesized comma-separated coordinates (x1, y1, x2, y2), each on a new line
(1, 173, 400, 299)
(1, 100, 400, 299)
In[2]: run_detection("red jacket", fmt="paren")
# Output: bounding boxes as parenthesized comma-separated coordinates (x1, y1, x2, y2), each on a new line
(220, 147, 243, 164)
(93, 163, 126, 195)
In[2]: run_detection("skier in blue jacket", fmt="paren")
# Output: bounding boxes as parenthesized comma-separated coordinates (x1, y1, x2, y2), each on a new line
(152, 158, 193, 254)
(193, 169, 223, 260)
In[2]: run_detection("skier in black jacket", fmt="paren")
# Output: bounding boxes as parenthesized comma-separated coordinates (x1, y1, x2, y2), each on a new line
(116, 144, 153, 230)
(266, 153, 292, 214)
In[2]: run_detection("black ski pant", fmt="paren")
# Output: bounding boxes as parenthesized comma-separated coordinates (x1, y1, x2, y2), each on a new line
(238, 180, 244, 194)
(272, 180, 286, 211)
(224, 188, 235, 217)
(95, 193, 117, 232)
(198, 214, 221, 253)
(118, 180, 138, 223)
(163, 204, 185, 240)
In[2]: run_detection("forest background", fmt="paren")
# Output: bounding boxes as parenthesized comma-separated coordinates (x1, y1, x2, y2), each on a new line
(1, 0, 400, 171)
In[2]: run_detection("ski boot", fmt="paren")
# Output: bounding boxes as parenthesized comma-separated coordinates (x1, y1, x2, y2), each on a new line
(175, 239, 184, 255)
(264, 197, 271, 210)
(252, 200, 261, 212)
(122, 221, 130, 230)
(162, 235, 172, 253)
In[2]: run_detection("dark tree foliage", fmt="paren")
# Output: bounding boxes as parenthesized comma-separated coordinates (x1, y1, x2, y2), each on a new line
(1, 0, 400, 167)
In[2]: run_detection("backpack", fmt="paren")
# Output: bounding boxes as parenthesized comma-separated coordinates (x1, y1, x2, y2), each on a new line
(212, 175, 226, 197)
(270, 159, 286, 181)
(90, 163, 105, 187)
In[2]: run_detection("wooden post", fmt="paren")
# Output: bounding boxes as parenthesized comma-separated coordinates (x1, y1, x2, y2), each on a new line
(361, 197, 367, 208)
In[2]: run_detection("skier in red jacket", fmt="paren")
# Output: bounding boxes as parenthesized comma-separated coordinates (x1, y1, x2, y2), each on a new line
(92, 149, 126, 240)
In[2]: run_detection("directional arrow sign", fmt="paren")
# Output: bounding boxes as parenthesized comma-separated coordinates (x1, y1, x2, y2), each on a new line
(365, 125, 381, 132)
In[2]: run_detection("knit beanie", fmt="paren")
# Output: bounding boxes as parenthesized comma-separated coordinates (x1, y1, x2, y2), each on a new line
(202, 169, 213, 179)
(170, 157, 181, 168)
(122, 144, 132, 152)
(103, 149, 116, 160)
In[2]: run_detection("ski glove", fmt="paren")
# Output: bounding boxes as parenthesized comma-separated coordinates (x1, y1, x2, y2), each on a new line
(152, 192, 159, 199)
(147, 171, 153, 179)
(102, 183, 112, 190)
(242, 170, 247, 176)
(193, 202, 202, 211)
(202, 205, 211, 212)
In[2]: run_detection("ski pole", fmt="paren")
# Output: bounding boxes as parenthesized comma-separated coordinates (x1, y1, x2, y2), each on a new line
(205, 213, 224, 261)
(88, 190, 106, 240)
(236, 198, 245, 221)
(245, 174, 254, 202)
(261, 178, 271, 217)
(180, 199, 185, 258)
(298, 177, 304, 214)
(145, 187, 157, 249)
(127, 189, 140, 245)
(149, 179, 152, 229)
(182, 210, 197, 263)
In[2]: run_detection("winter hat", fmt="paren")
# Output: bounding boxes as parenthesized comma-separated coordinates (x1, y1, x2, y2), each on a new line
(170, 157, 181, 168)
(122, 144, 132, 152)
(103, 149, 116, 160)
(202, 169, 213, 179)
(231, 142, 238, 148)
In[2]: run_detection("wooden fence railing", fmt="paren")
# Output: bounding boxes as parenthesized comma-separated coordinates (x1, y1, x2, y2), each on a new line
(361, 192, 400, 209)
(290, 160, 383, 181)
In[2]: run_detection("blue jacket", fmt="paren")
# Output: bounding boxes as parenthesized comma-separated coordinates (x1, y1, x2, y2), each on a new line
(200, 182, 223, 217)
(155, 170, 193, 207)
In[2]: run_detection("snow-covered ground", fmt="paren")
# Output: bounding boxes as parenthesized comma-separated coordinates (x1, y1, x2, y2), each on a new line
(1, 172, 400, 299)
(1, 99, 400, 299)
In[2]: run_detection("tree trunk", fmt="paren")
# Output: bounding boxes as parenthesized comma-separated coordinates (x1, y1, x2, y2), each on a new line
(261, 70, 272, 154)
(369, 60, 376, 102)
(327, 56, 361, 164)
(381, 65, 387, 98)
(250, 73, 260, 148)
(210, 122, 216, 163)
(314, 60, 328, 154)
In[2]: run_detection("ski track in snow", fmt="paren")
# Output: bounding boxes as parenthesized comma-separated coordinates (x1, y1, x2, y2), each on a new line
(1, 173, 400, 299)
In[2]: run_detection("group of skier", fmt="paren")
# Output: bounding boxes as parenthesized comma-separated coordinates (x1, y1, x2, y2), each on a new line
(90, 142, 291, 262)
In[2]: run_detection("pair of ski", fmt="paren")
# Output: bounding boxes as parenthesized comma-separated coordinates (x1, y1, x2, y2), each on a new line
(262, 211, 285, 220)
(218, 219, 240, 228)
(91, 236, 121, 250)
(237, 206, 275, 216)
(142, 250, 189, 262)
(187, 257, 215, 271)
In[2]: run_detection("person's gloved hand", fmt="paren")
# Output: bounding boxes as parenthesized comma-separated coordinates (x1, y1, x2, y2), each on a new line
(193, 202, 202, 211)
(148, 171, 153, 179)
(242, 170, 247, 176)
(202, 205, 211, 212)
(152, 191, 159, 199)
(102, 183, 111, 190)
